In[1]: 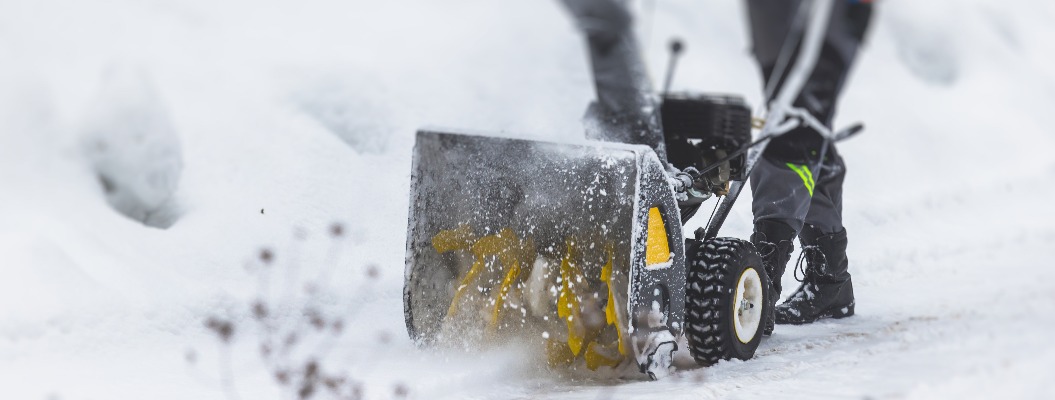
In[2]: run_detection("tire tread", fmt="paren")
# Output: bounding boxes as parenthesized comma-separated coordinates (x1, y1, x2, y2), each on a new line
(684, 237, 769, 367)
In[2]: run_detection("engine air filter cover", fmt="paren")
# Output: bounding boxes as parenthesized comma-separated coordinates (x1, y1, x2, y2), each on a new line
(660, 93, 752, 181)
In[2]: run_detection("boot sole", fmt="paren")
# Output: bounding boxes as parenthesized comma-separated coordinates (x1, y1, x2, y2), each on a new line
(776, 301, 855, 325)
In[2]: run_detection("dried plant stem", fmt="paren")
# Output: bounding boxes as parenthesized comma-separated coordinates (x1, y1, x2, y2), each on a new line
(217, 342, 242, 400)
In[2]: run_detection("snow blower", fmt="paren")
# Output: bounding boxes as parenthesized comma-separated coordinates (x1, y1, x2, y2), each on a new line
(403, 0, 859, 379)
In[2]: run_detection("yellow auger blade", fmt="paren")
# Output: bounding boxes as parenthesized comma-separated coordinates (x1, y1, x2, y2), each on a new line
(445, 228, 517, 319)
(436, 225, 483, 319)
(432, 224, 476, 254)
(584, 341, 622, 370)
(446, 257, 486, 319)
(472, 228, 518, 259)
(488, 260, 521, 334)
(446, 227, 536, 332)
(558, 239, 587, 356)
(487, 235, 536, 334)
(600, 245, 627, 357)
(546, 337, 576, 367)
(601, 252, 617, 325)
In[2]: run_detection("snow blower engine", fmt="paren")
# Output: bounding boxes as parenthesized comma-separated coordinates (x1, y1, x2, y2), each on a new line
(661, 93, 753, 201)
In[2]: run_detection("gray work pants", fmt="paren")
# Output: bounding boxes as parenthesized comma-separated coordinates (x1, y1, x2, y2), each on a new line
(751, 153, 846, 233)
(747, 0, 872, 234)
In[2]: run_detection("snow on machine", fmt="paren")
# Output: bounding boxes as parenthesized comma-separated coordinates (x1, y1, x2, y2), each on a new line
(402, 0, 858, 379)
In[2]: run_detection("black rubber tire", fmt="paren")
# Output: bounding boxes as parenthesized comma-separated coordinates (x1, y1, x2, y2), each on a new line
(684, 237, 772, 367)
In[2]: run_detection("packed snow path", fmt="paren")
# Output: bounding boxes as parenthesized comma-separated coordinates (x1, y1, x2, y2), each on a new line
(1, 0, 1053, 399)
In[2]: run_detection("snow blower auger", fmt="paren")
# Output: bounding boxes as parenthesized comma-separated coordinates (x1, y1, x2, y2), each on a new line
(403, 0, 861, 380)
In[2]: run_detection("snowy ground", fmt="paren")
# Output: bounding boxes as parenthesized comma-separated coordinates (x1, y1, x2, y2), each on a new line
(2, 0, 1054, 399)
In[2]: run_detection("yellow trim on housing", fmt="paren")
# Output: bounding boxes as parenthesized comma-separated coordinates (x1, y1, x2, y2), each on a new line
(645, 207, 671, 265)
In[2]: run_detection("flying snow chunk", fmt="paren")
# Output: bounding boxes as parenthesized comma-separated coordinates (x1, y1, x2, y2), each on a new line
(80, 66, 183, 228)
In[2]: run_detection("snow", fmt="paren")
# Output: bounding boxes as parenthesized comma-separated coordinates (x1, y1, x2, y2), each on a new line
(1, 0, 1054, 399)
(79, 64, 183, 228)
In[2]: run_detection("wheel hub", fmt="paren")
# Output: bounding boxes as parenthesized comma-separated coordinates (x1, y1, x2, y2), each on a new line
(732, 267, 763, 343)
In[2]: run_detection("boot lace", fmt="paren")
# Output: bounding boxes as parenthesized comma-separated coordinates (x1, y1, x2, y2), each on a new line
(756, 241, 776, 259)
(793, 244, 827, 283)
(753, 237, 778, 272)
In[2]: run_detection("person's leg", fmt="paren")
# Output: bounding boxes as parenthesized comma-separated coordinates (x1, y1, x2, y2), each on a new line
(750, 150, 811, 335)
(803, 153, 846, 234)
(773, 1, 871, 324)
(746, 0, 872, 332)
(746, 0, 809, 336)
(775, 153, 855, 324)
(748, 0, 873, 164)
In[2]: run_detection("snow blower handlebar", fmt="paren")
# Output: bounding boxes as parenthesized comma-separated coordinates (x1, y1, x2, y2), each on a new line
(699, 0, 839, 240)
(671, 115, 861, 201)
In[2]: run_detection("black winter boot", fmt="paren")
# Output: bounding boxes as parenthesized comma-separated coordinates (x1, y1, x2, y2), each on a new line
(775, 224, 855, 324)
(750, 220, 796, 336)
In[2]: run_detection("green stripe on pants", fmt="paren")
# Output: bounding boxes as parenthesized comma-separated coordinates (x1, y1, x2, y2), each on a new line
(786, 163, 815, 197)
